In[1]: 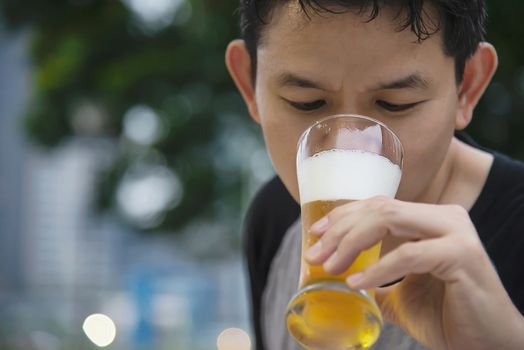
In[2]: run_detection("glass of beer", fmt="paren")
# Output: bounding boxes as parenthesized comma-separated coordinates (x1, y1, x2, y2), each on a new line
(285, 114, 403, 350)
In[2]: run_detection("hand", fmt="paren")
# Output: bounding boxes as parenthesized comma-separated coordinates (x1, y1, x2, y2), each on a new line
(305, 196, 524, 350)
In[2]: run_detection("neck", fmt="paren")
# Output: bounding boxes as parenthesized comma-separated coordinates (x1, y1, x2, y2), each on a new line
(415, 137, 494, 209)
(415, 139, 459, 205)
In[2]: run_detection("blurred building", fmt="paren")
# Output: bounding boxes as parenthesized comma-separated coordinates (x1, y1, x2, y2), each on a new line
(0, 28, 29, 296)
(21, 140, 115, 292)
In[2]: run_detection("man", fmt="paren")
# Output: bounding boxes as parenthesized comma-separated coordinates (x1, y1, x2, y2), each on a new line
(225, 1, 524, 349)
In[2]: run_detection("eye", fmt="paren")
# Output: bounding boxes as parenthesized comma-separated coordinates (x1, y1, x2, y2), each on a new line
(376, 100, 419, 112)
(286, 99, 326, 111)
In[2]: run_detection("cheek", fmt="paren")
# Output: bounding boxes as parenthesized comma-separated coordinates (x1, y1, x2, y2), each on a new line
(256, 92, 307, 202)
(395, 102, 457, 200)
(261, 123, 300, 200)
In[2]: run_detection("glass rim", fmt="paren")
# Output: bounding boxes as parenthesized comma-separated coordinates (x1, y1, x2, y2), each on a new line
(296, 114, 404, 165)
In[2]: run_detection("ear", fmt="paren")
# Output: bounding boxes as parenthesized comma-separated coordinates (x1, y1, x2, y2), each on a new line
(225, 39, 261, 123)
(455, 42, 498, 130)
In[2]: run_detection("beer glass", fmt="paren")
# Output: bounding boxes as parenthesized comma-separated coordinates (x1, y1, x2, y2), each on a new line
(285, 114, 403, 350)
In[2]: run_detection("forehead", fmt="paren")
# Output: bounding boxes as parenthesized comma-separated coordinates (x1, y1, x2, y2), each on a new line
(260, 2, 442, 49)
(256, 4, 452, 88)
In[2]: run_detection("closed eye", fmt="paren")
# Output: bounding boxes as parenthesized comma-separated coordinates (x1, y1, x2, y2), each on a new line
(376, 100, 420, 112)
(285, 99, 326, 111)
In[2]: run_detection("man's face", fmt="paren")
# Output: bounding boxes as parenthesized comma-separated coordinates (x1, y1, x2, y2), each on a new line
(253, 5, 460, 203)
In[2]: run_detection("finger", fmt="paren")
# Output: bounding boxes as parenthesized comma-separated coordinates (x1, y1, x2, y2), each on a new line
(312, 198, 413, 271)
(324, 200, 427, 274)
(314, 198, 466, 241)
(306, 212, 360, 264)
(371, 200, 469, 239)
(310, 199, 369, 235)
(304, 239, 336, 265)
(347, 238, 454, 289)
(322, 213, 387, 274)
(311, 199, 470, 273)
(307, 197, 394, 263)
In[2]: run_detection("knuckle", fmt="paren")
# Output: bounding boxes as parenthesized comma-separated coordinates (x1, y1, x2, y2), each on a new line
(339, 233, 356, 252)
(455, 234, 484, 258)
(371, 195, 388, 206)
(329, 226, 346, 240)
(443, 205, 482, 256)
(397, 243, 420, 262)
(320, 235, 336, 249)
(382, 200, 399, 218)
(442, 239, 462, 265)
(446, 204, 468, 221)
(444, 204, 475, 232)
(368, 196, 390, 212)
(322, 229, 345, 247)
(372, 196, 398, 220)
(329, 206, 346, 220)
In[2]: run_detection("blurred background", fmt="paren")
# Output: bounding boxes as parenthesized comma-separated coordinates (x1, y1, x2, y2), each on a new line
(0, 0, 522, 349)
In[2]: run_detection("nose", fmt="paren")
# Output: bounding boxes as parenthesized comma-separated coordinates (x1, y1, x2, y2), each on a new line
(318, 114, 383, 153)
(333, 106, 379, 125)
(334, 105, 391, 131)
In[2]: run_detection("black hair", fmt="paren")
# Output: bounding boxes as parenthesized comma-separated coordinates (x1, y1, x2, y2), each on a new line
(239, 0, 487, 83)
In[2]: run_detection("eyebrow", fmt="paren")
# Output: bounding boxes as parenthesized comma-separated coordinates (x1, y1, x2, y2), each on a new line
(372, 73, 430, 91)
(277, 73, 331, 91)
(277, 72, 431, 92)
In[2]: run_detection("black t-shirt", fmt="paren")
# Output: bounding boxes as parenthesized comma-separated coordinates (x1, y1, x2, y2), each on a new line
(243, 140, 524, 350)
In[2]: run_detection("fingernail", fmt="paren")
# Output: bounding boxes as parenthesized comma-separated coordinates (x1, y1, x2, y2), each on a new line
(311, 217, 328, 233)
(324, 253, 338, 271)
(346, 272, 363, 287)
(306, 241, 322, 259)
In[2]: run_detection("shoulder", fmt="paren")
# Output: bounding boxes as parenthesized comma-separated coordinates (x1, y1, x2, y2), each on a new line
(243, 175, 300, 282)
(502, 155, 524, 189)
(244, 176, 300, 266)
(242, 176, 300, 350)
(479, 152, 524, 212)
(472, 152, 524, 214)
(492, 152, 524, 183)
(472, 152, 524, 313)
(244, 176, 300, 236)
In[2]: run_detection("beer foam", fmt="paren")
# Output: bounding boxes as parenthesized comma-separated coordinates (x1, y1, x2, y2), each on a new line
(298, 149, 401, 204)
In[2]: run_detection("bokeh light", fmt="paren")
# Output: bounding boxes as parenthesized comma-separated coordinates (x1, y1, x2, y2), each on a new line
(122, 0, 190, 31)
(217, 328, 251, 350)
(116, 164, 183, 228)
(123, 105, 162, 146)
(82, 313, 117, 347)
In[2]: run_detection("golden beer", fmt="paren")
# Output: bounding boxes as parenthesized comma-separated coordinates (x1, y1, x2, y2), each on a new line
(299, 200, 382, 287)
(286, 114, 403, 350)
(286, 199, 383, 350)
